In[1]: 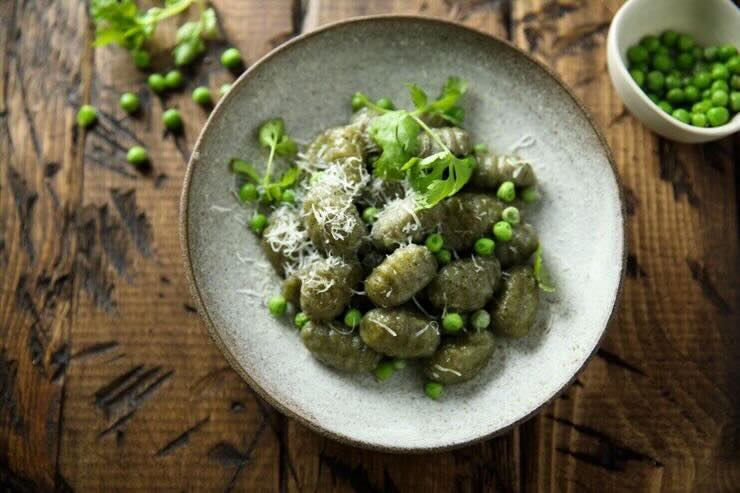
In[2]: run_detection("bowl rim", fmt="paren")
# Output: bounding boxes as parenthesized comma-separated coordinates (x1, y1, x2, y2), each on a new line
(607, 0, 740, 137)
(179, 14, 628, 453)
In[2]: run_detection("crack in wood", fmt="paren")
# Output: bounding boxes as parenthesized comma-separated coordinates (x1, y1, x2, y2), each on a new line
(515, 0, 579, 25)
(626, 253, 647, 279)
(686, 258, 732, 314)
(208, 418, 267, 493)
(84, 149, 138, 179)
(318, 449, 389, 493)
(622, 185, 638, 215)
(0, 456, 41, 493)
(109, 188, 154, 259)
(6, 165, 38, 262)
(97, 409, 136, 439)
(0, 349, 25, 434)
(13, 56, 42, 158)
(596, 348, 647, 376)
(98, 204, 132, 280)
(72, 341, 119, 361)
(49, 343, 70, 383)
(154, 173, 168, 189)
(658, 139, 700, 206)
(552, 22, 609, 58)
(154, 415, 211, 458)
(75, 207, 118, 315)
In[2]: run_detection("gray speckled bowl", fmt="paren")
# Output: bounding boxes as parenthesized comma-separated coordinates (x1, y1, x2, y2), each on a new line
(180, 16, 626, 452)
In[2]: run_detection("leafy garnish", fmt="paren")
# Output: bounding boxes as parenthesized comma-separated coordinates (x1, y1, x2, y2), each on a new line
(405, 77, 468, 125)
(368, 111, 420, 180)
(533, 246, 556, 292)
(402, 152, 476, 208)
(232, 119, 299, 204)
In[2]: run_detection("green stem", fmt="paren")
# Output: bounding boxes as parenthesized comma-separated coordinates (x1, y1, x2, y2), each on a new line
(140, 0, 196, 25)
(262, 143, 277, 187)
(410, 113, 452, 155)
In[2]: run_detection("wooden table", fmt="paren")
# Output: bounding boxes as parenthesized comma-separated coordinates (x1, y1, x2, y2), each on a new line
(1, 1, 738, 491)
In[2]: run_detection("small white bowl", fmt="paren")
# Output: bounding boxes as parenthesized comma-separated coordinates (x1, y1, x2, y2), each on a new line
(607, 0, 740, 143)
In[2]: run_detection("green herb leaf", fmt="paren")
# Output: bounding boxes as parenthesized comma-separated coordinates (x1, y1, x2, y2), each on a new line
(231, 159, 261, 182)
(276, 166, 300, 188)
(275, 135, 297, 156)
(408, 77, 468, 126)
(533, 246, 556, 292)
(405, 83, 428, 110)
(405, 152, 476, 209)
(258, 119, 285, 148)
(369, 110, 420, 180)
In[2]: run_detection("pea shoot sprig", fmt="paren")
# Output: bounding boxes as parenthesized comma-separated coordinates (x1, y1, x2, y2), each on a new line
(231, 119, 299, 204)
(90, 0, 220, 68)
(533, 246, 555, 292)
(353, 77, 476, 209)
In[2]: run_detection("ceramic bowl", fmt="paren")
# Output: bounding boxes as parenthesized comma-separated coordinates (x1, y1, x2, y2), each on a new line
(607, 0, 740, 143)
(180, 16, 626, 452)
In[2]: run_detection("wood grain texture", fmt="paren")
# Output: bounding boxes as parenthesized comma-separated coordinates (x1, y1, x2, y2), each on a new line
(0, 0, 737, 492)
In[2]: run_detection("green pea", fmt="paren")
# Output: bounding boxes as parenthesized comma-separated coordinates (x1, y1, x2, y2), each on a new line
(640, 35, 660, 53)
(627, 45, 649, 64)
(162, 108, 182, 131)
(676, 52, 694, 70)
(474, 238, 495, 256)
(718, 43, 738, 62)
(493, 221, 513, 242)
(132, 49, 151, 69)
(654, 45, 670, 56)
(268, 295, 287, 316)
(351, 92, 366, 110)
(652, 53, 673, 72)
(665, 73, 682, 90)
(677, 34, 694, 52)
(294, 312, 309, 329)
(629, 69, 645, 87)
(361, 207, 379, 224)
(646, 71, 665, 93)
(707, 106, 730, 127)
(692, 100, 712, 114)
(126, 146, 148, 166)
(164, 70, 184, 89)
(732, 74, 740, 90)
(239, 183, 258, 202)
(147, 74, 167, 94)
(219, 83, 232, 97)
(471, 309, 491, 331)
(704, 45, 719, 62)
(729, 91, 740, 112)
(660, 30, 678, 48)
(690, 112, 708, 127)
(344, 308, 362, 328)
(221, 47, 243, 69)
(502, 206, 520, 225)
(694, 71, 712, 89)
(376, 97, 395, 110)
(249, 213, 268, 235)
(711, 90, 729, 107)
(711, 79, 729, 92)
(727, 55, 740, 75)
(119, 92, 140, 114)
(425, 233, 444, 253)
(702, 89, 712, 99)
(496, 181, 516, 202)
(692, 46, 703, 61)
(76, 104, 97, 128)
(711, 63, 729, 81)
(473, 143, 488, 155)
(281, 189, 296, 204)
(393, 358, 406, 370)
(658, 100, 673, 114)
(647, 93, 661, 104)
(424, 381, 443, 399)
(435, 249, 451, 265)
(631, 61, 650, 73)
(666, 88, 685, 104)
(520, 186, 540, 203)
(694, 61, 709, 75)
(375, 361, 394, 381)
(684, 85, 699, 102)
(192, 86, 212, 106)
(442, 313, 463, 333)
(671, 108, 691, 124)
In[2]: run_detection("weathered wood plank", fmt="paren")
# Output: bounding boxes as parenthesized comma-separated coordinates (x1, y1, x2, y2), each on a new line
(511, 1, 739, 492)
(0, 0, 89, 490)
(56, 1, 294, 491)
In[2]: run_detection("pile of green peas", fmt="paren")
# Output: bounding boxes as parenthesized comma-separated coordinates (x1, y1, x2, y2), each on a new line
(626, 31, 739, 127)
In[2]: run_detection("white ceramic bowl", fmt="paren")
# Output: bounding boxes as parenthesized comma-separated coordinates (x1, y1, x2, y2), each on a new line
(607, 0, 740, 143)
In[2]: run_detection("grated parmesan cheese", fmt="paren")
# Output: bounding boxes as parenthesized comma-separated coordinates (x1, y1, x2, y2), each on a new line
(433, 364, 462, 377)
(374, 320, 398, 337)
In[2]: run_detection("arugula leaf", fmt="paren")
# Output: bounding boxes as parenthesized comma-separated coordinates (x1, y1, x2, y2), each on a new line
(404, 152, 475, 209)
(533, 246, 556, 292)
(368, 110, 420, 180)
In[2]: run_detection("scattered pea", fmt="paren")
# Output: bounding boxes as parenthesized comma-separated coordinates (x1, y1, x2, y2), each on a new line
(496, 181, 516, 202)
(362, 207, 379, 224)
(502, 206, 520, 225)
(249, 213, 268, 235)
(707, 106, 730, 126)
(132, 49, 151, 69)
(221, 48, 243, 69)
(164, 70, 184, 89)
(344, 308, 362, 328)
(393, 358, 406, 370)
(470, 309, 491, 331)
(474, 238, 495, 256)
(690, 112, 708, 127)
(281, 189, 296, 204)
(493, 221, 513, 242)
(239, 183, 258, 202)
(76, 104, 97, 128)
(425, 233, 444, 253)
(351, 92, 365, 110)
(267, 295, 287, 316)
(192, 86, 213, 106)
(294, 311, 309, 329)
(424, 381, 443, 399)
(435, 249, 451, 265)
(119, 92, 140, 114)
(442, 313, 463, 333)
(376, 97, 395, 110)
(671, 108, 691, 124)
(126, 146, 148, 166)
(147, 73, 167, 94)
(520, 186, 540, 203)
(162, 108, 182, 131)
(375, 361, 395, 381)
